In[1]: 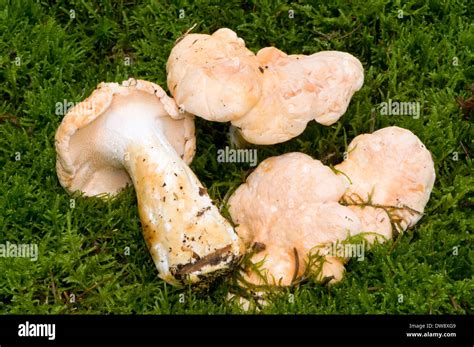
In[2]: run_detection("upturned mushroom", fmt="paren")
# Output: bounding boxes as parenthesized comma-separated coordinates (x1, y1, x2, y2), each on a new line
(227, 126, 435, 292)
(167, 28, 364, 145)
(55, 79, 243, 286)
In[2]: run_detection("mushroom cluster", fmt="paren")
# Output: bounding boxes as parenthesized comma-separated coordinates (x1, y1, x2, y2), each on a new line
(54, 28, 435, 295)
(167, 28, 364, 145)
(228, 127, 435, 290)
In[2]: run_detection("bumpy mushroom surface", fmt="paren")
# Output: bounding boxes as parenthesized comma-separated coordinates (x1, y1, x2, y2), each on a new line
(228, 152, 362, 286)
(167, 28, 261, 123)
(335, 126, 436, 233)
(167, 28, 364, 145)
(228, 127, 435, 290)
(55, 79, 243, 286)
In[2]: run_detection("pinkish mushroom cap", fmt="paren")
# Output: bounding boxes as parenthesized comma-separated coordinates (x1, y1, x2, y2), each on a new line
(167, 28, 364, 145)
(228, 152, 363, 286)
(336, 126, 436, 233)
(55, 79, 196, 196)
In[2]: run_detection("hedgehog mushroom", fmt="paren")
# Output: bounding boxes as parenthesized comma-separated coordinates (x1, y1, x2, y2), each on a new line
(335, 126, 436, 236)
(167, 28, 262, 123)
(228, 152, 364, 287)
(55, 79, 243, 286)
(227, 127, 435, 306)
(167, 28, 364, 145)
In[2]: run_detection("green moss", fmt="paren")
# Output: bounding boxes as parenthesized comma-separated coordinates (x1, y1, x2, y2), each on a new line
(0, 0, 472, 314)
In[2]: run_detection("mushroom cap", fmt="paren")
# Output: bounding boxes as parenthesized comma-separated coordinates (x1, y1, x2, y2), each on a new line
(232, 48, 364, 144)
(228, 152, 362, 286)
(335, 126, 436, 231)
(347, 205, 392, 244)
(55, 79, 196, 197)
(228, 152, 348, 244)
(167, 28, 364, 145)
(166, 28, 262, 122)
(239, 202, 362, 285)
(228, 127, 435, 290)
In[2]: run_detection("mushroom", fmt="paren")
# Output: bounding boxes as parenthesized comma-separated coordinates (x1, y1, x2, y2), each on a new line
(167, 28, 364, 145)
(227, 126, 435, 294)
(167, 28, 261, 123)
(55, 78, 243, 286)
(228, 152, 363, 287)
(335, 126, 436, 234)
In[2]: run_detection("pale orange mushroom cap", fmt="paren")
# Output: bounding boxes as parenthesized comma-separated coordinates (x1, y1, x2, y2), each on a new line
(336, 126, 436, 233)
(167, 28, 364, 145)
(167, 28, 262, 122)
(55, 78, 196, 197)
(228, 152, 361, 286)
(232, 47, 364, 144)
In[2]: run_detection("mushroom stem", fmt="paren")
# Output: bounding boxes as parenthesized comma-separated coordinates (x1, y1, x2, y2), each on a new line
(123, 134, 242, 285)
(228, 125, 252, 149)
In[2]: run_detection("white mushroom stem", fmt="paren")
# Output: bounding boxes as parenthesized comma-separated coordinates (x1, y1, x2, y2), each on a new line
(70, 92, 242, 286)
(126, 138, 241, 285)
